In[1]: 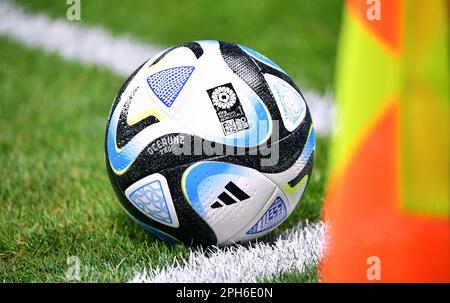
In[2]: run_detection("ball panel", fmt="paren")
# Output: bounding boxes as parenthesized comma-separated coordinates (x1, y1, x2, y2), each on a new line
(264, 73, 307, 132)
(143, 47, 199, 114)
(263, 126, 315, 206)
(238, 44, 287, 74)
(130, 216, 182, 245)
(107, 161, 219, 246)
(227, 188, 290, 244)
(182, 160, 278, 245)
(124, 173, 179, 228)
(218, 41, 291, 140)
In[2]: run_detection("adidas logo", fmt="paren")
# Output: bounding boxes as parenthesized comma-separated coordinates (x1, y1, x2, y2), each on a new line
(210, 181, 250, 209)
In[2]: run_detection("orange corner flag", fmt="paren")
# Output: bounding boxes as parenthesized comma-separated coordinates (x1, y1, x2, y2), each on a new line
(321, 0, 449, 282)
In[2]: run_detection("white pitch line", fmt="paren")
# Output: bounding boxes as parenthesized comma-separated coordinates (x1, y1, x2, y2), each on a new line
(0, 0, 334, 136)
(0, 0, 332, 282)
(131, 222, 326, 283)
(0, 0, 160, 77)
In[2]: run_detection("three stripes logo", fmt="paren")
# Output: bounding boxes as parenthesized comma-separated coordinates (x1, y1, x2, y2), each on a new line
(210, 181, 250, 209)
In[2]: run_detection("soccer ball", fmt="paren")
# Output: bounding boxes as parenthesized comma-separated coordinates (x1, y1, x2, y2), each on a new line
(105, 40, 314, 246)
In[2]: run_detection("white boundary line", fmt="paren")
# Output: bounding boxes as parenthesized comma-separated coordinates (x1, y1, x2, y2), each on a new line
(0, 1, 332, 282)
(0, 1, 160, 77)
(131, 222, 325, 283)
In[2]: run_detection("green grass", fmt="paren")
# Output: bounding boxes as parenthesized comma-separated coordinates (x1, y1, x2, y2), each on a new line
(259, 266, 319, 283)
(12, 0, 342, 93)
(1, 0, 338, 282)
(0, 37, 190, 282)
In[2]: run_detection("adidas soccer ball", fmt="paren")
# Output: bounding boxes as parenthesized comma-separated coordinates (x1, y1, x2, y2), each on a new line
(105, 40, 315, 246)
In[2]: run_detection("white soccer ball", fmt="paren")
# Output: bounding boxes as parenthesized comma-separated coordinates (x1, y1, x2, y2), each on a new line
(105, 40, 315, 246)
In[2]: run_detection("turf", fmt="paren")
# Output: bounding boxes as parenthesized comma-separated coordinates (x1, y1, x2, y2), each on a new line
(259, 266, 319, 283)
(1, 0, 338, 282)
(0, 37, 190, 282)
(12, 0, 343, 93)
